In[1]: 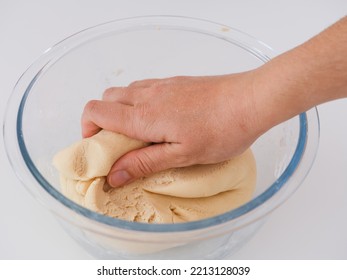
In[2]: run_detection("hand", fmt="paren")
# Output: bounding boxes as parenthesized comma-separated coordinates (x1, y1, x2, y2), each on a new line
(81, 15, 347, 188)
(81, 73, 263, 187)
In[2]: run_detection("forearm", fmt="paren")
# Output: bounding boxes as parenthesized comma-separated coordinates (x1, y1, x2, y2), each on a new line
(253, 16, 347, 133)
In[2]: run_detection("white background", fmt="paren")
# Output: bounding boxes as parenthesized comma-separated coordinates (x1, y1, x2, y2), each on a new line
(1, 0, 347, 259)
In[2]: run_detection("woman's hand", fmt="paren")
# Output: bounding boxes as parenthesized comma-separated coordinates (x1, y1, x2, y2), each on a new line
(81, 16, 347, 188)
(81, 73, 262, 187)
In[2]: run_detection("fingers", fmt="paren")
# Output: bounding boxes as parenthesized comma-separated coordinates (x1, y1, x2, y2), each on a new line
(128, 78, 162, 88)
(102, 87, 128, 102)
(107, 142, 185, 187)
(81, 100, 134, 138)
(84, 79, 164, 138)
(102, 79, 162, 103)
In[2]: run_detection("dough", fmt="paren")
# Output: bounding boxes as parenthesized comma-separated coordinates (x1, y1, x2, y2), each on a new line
(53, 130, 148, 180)
(53, 130, 256, 223)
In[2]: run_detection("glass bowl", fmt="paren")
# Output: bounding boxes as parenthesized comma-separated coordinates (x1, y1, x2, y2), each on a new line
(3, 16, 319, 259)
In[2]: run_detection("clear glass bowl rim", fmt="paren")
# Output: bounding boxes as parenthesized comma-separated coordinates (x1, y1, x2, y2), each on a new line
(4, 15, 320, 234)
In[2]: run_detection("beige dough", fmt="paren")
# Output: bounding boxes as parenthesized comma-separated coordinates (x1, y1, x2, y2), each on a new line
(53, 130, 148, 180)
(53, 130, 256, 223)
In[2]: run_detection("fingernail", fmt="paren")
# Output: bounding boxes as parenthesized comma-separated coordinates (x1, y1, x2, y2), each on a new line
(109, 170, 132, 187)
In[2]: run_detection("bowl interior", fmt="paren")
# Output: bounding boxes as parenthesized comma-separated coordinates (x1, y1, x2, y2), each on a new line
(17, 17, 301, 230)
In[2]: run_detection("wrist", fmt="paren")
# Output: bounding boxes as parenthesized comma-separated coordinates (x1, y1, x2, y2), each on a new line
(250, 48, 315, 135)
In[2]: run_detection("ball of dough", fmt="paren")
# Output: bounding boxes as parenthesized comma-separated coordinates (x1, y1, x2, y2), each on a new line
(53, 130, 256, 223)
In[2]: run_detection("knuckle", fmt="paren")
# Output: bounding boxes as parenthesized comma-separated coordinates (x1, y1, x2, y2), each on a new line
(130, 78, 161, 88)
(102, 87, 116, 99)
(128, 80, 140, 87)
(129, 79, 147, 88)
(132, 152, 156, 176)
(165, 144, 192, 167)
(147, 82, 167, 97)
(173, 152, 191, 166)
(177, 149, 195, 165)
(171, 75, 183, 81)
(84, 100, 99, 115)
(133, 102, 157, 136)
(169, 75, 185, 83)
(135, 102, 150, 119)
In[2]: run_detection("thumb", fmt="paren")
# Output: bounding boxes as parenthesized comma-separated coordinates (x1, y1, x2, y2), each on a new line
(107, 143, 184, 187)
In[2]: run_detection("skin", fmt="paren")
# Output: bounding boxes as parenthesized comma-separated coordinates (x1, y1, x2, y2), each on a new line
(81, 16, 347, 188)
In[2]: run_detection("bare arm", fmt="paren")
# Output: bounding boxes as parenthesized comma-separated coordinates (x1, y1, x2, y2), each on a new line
(82, 16, 347, 187)
(252, 16, 347, 135)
